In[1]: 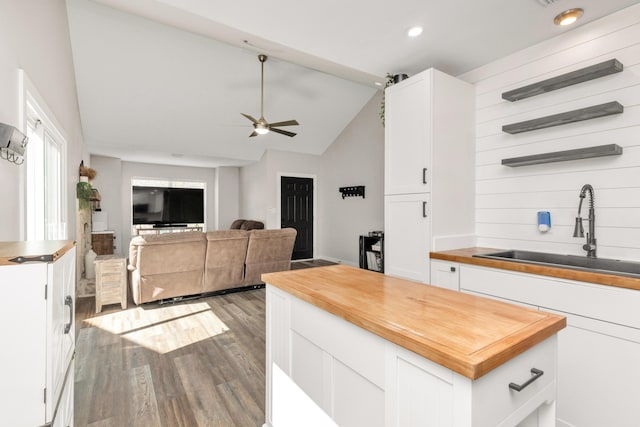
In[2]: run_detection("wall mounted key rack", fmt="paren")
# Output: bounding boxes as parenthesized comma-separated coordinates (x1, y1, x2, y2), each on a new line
(339, 186, 365, 199)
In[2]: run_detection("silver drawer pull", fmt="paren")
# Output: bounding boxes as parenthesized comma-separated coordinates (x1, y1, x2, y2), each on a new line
(509, 368, 543, 392)
(64, 296, 73, 334)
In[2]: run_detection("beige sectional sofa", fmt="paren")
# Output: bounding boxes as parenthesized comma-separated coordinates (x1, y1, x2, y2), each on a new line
(128, 228, 296, 304)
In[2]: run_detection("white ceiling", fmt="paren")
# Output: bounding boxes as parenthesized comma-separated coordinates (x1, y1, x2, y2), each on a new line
(66, 0, 640, 167)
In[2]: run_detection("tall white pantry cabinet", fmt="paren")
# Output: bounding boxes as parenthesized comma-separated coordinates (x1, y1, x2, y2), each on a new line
(384, 68, 475, 283)
(0, 241, 76, 427)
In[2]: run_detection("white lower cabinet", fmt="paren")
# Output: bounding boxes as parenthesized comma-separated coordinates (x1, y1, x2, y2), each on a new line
(0, 242, 75, 427)
(266, 284, 557, 427)
(429, 260, 460, 290)
(53, 361, 74, 427)
(553, 312, 640, 427)
(384, 193, 431, 282)
(459, 264, 640, 427)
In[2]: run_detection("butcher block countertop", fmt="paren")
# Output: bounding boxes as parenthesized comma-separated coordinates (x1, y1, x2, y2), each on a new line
(430, 247, 640, 291)
(262, 264, 565, 380)
(0, 240, 75, 266)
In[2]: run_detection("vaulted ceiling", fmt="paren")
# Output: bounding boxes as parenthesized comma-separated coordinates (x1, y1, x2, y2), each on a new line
(66, 0, 640, 167)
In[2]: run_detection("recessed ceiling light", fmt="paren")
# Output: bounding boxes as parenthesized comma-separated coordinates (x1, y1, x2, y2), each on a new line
(407, 26, 423, 37)
(554, 8, 584, 26)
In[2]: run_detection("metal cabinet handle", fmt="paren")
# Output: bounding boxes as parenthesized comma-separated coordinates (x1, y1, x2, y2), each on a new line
(422, 201, 428, 218)
(64, 296, 73, 334)
(422, 168, 428, 184)
(509, 368, 544, 392)
(450, 266, 456, 272)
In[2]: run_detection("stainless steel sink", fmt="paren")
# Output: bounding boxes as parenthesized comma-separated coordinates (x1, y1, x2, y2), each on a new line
(473, 250, 640, 279)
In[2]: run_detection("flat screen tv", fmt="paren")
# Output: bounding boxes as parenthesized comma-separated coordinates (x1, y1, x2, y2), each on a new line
(132, 186, 204, 226)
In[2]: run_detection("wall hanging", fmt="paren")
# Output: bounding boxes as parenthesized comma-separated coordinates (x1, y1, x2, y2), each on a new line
(339, 186, 365, 199)
(0, 122, 28, 165)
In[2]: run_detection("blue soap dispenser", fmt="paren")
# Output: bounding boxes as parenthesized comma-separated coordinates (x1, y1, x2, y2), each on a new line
(537, 211, 551, 232)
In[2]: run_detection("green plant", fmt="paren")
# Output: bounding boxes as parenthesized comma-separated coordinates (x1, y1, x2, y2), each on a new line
(379, 73, 395, 127)
(77, 181, 92, 209)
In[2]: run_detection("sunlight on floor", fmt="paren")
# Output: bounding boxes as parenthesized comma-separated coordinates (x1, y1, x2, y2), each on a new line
(84, 302, 230, 354)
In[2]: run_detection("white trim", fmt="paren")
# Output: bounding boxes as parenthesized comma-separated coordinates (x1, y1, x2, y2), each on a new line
(277, 172, 317, 259)
(19, 70, 68, 240)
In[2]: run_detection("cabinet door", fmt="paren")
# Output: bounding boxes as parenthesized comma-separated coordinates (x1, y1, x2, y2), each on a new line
(385, 71, 431, 195)
(0, 263, 48, 426)
(550, 311, 640, 427)
(53, 360, 74, 427)
(384, 194, 431, 283)
(47, 247, 76, 420)
(429, 260, 459, 290)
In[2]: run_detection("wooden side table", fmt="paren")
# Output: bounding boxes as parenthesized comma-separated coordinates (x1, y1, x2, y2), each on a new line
(94, 255, 127, 313)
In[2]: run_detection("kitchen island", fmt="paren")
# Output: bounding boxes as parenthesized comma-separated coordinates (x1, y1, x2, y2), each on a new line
(262, 265, 566, 427)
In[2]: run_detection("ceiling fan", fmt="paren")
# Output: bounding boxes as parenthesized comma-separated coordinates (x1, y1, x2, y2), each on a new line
(241, 54, 299, 138)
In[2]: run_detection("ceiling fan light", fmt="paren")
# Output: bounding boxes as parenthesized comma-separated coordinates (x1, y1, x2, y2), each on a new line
(407, 26, 423, 37)
(554, 8, 583, 26)
(255, 124, 270, 135)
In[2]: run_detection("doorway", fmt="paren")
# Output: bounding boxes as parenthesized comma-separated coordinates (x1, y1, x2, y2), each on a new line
(280, 176, 314, 260)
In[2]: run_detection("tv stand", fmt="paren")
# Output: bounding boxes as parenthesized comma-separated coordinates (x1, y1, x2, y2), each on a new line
(134, 225, 202, 236)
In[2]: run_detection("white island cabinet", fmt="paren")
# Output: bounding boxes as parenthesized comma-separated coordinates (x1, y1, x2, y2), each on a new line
(0, 241, 76, 427)
(263, 265, 565, 427)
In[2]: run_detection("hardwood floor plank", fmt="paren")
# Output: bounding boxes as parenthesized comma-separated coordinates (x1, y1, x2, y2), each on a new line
(174, 352, 235, 426)
(217, 378, 264, 427)
(129, 364, 162, 426)
(75, 288, 270, 426)
(158, 395, 199, 427)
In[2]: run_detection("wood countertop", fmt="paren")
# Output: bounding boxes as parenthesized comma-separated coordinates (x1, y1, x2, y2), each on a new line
(430, 247, 640, 291)
(263, 265, 565, 380)
(0, 240, 75, 266)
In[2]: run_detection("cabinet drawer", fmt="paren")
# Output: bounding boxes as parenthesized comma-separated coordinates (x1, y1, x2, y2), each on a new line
(97, 260, 125, 274)
(469, 335, 557, 426)
(460, 265, 640, 329)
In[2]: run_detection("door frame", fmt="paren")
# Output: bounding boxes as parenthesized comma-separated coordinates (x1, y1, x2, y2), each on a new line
(276, 172, 317, 259)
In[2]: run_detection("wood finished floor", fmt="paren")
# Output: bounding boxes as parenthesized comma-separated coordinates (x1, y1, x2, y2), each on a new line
(75, 289, 266, 427)
(74, 259, 336, 427)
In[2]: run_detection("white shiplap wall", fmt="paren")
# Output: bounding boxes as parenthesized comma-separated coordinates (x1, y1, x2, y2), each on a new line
(460, 4, 640, 261)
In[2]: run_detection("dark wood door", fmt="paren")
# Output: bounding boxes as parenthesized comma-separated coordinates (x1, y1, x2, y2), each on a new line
(281, 176, 313, 260)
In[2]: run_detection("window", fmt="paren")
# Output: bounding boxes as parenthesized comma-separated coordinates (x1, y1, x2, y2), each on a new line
(20, 71, 67, 240)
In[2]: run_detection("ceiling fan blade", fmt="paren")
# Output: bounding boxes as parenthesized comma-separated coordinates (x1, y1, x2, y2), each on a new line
(270, 127, 297, 137)
(249, 131, 258, 137)
(241, 113, 259, 124)
(268, 120, 299, 127)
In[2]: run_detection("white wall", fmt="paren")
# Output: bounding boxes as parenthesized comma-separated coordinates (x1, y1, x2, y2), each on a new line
(90, 155, 123, 252)
(0, 0, 85, 240)
(239, 152, 268, 222)
(318, 92, 384, 264)
(460, 4, 640, 261)
(239, 92, 383, 265)
(215, 166, 240, 229)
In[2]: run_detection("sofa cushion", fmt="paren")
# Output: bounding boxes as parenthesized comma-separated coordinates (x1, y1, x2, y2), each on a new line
(128, 231, 206, 304)
(203, 230, 249, 292)
(240, 220, 265, 230)
(230, 219, 246, 229)
(244, 228, 297, 285)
